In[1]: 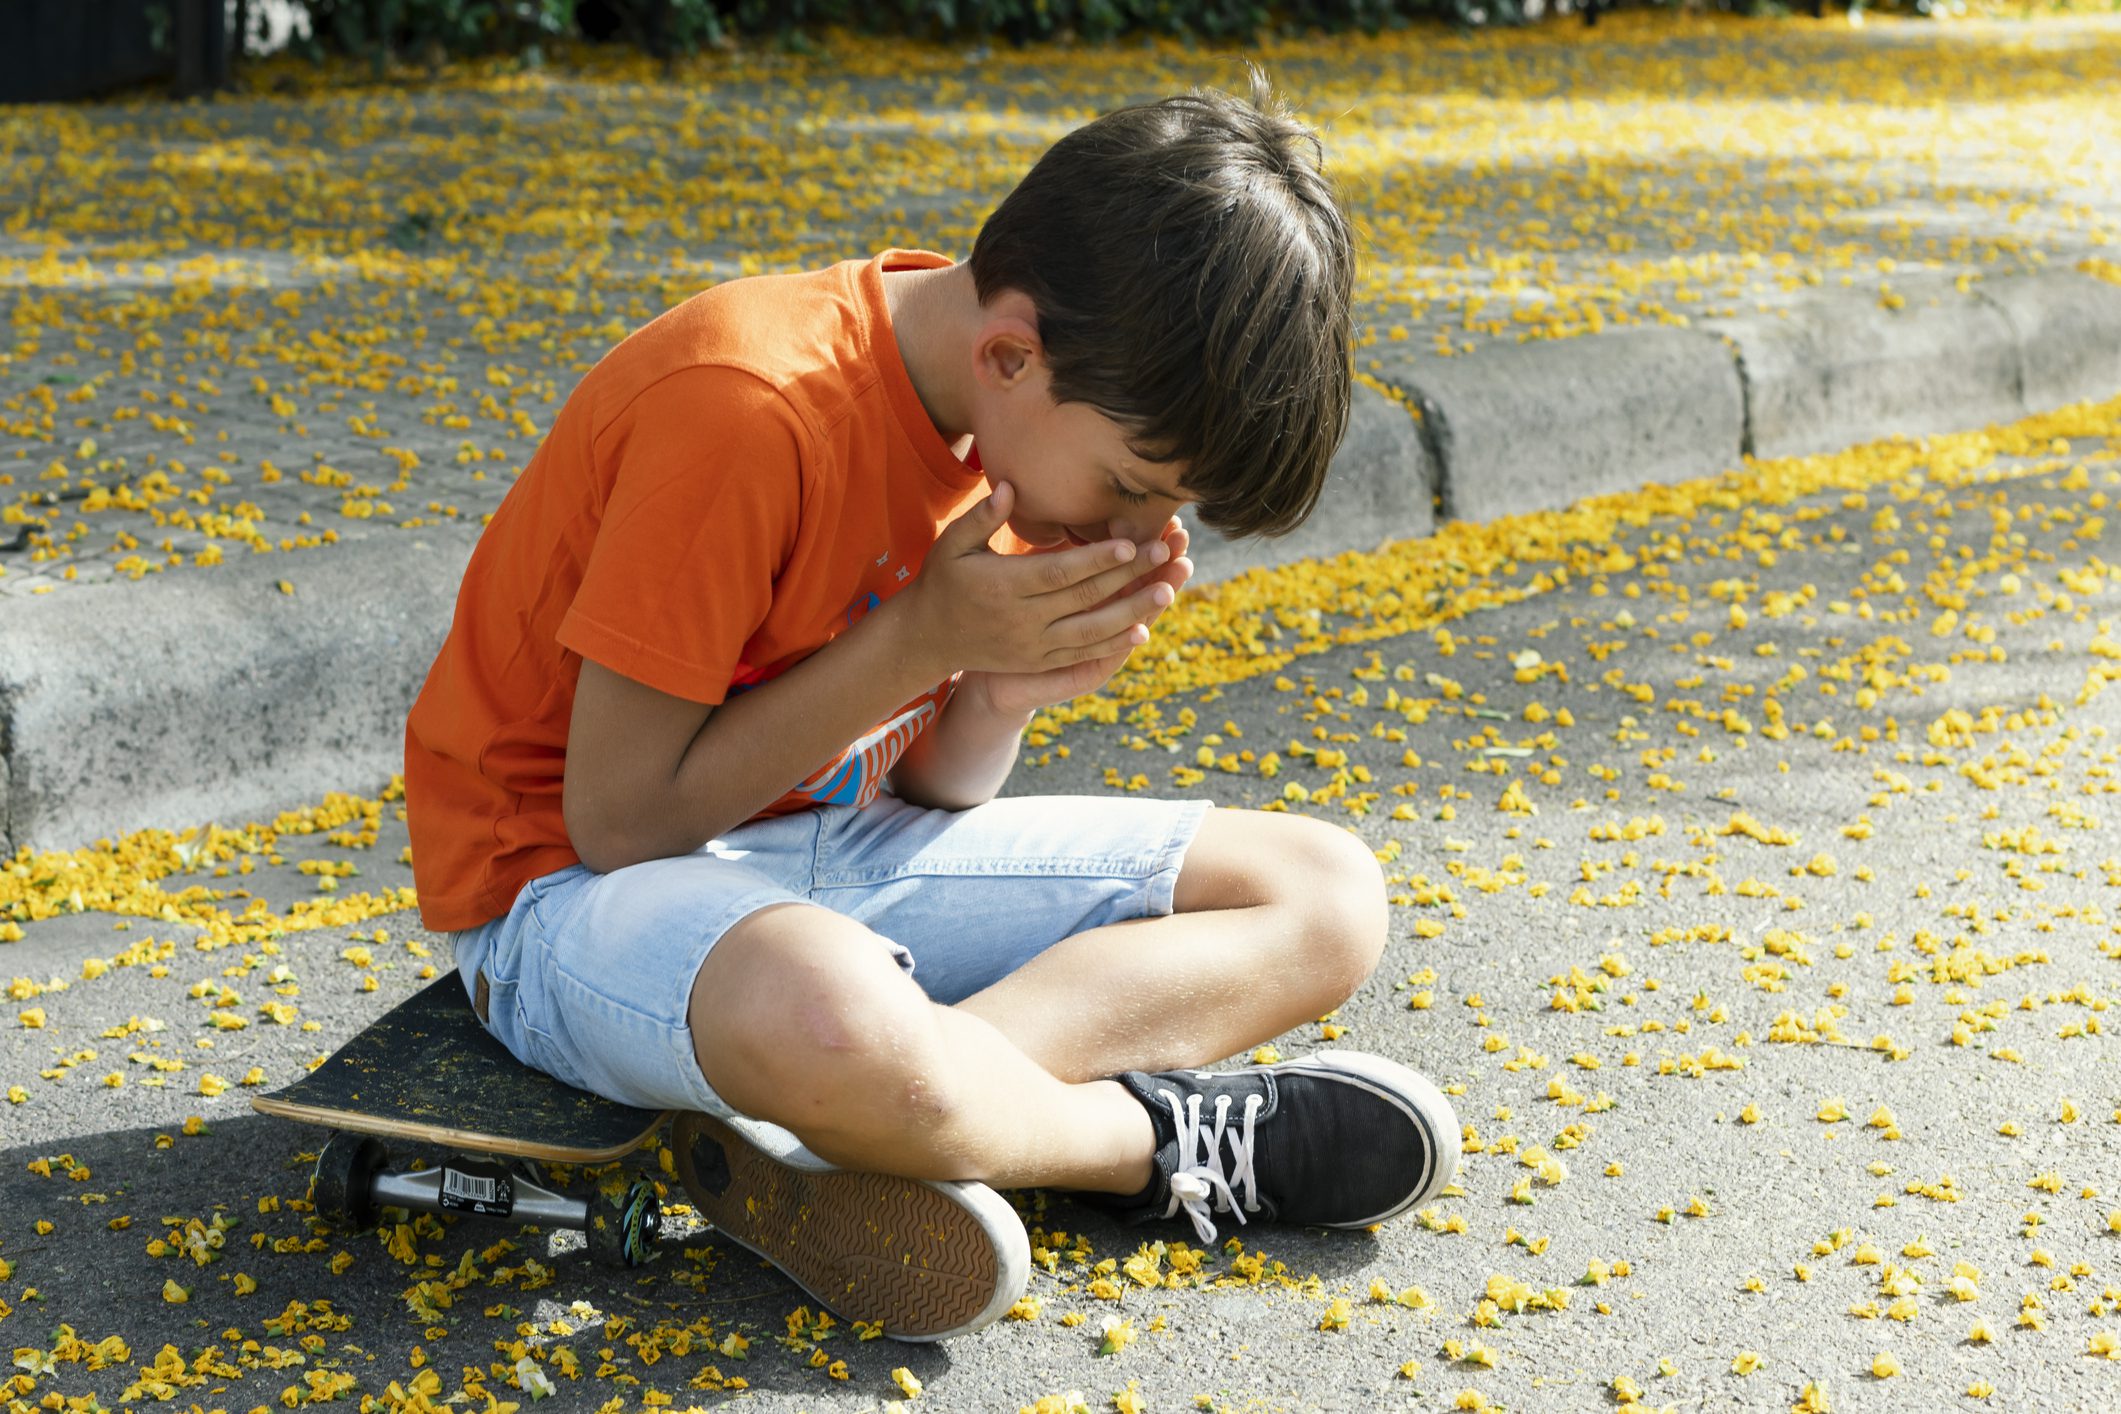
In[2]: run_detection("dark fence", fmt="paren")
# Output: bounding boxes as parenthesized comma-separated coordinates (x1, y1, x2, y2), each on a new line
(1, 0, 228, 104)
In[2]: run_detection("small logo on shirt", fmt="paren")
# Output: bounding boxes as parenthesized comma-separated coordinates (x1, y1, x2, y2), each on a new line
(845, 547, 910, 627)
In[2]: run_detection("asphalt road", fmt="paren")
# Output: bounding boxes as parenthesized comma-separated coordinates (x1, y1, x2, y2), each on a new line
(8, 14, 2120, 596)
(8, 426, 2121, 1412)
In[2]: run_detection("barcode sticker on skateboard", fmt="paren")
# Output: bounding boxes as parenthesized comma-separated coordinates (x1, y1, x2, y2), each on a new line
(438, 1162, 513, 1217)
(445, 1169, 496, 1204)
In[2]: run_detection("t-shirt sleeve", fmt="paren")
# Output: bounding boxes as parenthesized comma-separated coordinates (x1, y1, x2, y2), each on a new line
(558, 365, 806, 705)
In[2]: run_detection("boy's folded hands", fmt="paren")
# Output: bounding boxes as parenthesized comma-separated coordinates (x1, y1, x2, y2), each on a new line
(1111, 511, 1192, 610)
(899, 480, 1193, 703)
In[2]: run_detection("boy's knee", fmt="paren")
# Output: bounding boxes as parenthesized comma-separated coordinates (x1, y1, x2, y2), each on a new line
(688, 904, 953, 1135)
(1283, 819, 1389, 993)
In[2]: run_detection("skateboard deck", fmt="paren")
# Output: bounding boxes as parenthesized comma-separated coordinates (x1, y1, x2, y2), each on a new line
(253, 973, 669, 1163)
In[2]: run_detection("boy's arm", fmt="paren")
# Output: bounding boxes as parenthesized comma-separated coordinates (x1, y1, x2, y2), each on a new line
(564, 590, 948, 873)
(885, 679, 1036, 812)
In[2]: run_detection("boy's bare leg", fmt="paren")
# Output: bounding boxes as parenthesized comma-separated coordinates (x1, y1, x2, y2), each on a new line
(955, 807, 1390, 1085)
(691, 903, 1157, 1196)
(689, 817, 1381, 1198)
(953, 900, 1372, 1087)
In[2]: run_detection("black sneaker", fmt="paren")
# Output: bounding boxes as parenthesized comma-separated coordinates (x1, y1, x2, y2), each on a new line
(1080, 1050, 1460, 1244)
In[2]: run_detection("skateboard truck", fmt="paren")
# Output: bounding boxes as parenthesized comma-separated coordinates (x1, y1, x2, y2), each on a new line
(256, 976, 675, 1271)
(311, 1131, 663, 1269)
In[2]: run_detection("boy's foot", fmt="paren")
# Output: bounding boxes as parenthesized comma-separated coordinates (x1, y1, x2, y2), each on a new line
(671, 1110, 1030, 1342)
(1080, 1050, 1461, 1244)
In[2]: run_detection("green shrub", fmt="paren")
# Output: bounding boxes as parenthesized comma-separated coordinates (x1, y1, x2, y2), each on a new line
(292, 0, 577, 70)
(257, 0, 1899, 65)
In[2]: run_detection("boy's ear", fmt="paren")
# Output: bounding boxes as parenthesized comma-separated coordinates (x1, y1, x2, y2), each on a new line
(974, 290, 1045, 392)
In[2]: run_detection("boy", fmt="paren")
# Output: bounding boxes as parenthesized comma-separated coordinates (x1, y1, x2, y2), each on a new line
(404, 63, 1459, 1343)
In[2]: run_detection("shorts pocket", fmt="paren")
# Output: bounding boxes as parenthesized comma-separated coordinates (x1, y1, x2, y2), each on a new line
(466, 874, 587, 1087)
(463, 959, 541, 1071)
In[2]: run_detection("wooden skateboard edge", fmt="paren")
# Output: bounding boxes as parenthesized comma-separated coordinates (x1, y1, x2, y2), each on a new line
(252, 1093, 670, 1166)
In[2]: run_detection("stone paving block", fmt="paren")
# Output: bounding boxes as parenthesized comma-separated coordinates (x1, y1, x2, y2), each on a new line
(1702, 275, 2025, 461)
(1975, 269, 2121, 413)
(1371, 328, 1746, 525)
(0, 526, 477, 856)
(1183, 380, 1433, 584)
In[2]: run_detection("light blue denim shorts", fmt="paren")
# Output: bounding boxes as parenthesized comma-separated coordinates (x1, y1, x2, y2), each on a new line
(450, 792, 1213, 1117)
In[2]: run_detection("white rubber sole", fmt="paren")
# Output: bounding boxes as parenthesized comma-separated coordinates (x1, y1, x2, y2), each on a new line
(674, 1110, 1031, 1343)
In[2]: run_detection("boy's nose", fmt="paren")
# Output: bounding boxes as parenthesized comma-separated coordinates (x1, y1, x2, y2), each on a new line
(1078, 515, 1176, 550)
(1082, 516, 1134, 541)
(1120, 514, 1182, 547)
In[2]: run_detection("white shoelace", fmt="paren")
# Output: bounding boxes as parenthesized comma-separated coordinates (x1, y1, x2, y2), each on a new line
(1154, 1086, 1266, 1245)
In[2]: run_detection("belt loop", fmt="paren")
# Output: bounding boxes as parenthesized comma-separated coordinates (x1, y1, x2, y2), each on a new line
(473, 969, 491, 1024)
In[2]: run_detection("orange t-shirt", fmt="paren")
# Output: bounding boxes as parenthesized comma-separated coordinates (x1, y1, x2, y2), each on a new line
(404, 247, 1028, 933)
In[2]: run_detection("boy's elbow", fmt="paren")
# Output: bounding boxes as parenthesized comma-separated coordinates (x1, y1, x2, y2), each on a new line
(565, 782, 722, 872)
(573, 824, 668, 875)
(885, 765, 978, 814)
(571, 834, 625, 876)
(563, 790, 645, 874)
(564, 812, 615, 875)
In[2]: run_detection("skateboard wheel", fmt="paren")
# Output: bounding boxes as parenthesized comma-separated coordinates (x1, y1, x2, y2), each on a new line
(313, 1132, 388, 1232)
(587, 1176, 663, 1269)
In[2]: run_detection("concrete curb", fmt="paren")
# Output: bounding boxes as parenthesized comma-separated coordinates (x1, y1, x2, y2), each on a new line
(1372, 327, 1748, 524)
(7, 270, 2121, 853)
(1704, 272, 2025, 461)
(1971, 269, 2121, 414)
(1, 527, 475, 854)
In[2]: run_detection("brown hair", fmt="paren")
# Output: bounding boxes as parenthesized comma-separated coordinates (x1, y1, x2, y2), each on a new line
(968, 62, 1357, 541)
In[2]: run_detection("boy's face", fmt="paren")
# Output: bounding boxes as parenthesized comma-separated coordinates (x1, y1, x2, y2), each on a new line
(969, 340, 1195, 553)
(1000, 395, 1193, 552)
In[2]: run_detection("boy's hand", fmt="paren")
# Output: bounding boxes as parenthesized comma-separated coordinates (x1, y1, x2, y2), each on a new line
(899, 483, 1192, 717)
(958, 511, 1193, 720)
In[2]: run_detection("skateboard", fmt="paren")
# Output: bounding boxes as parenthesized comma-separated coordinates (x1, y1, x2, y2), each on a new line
(253, 974, 669, 1268)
